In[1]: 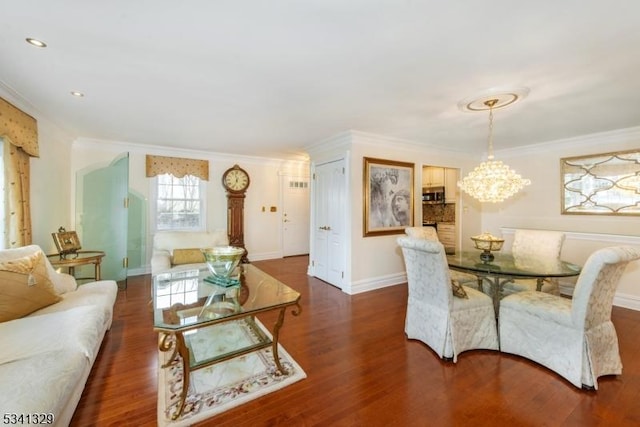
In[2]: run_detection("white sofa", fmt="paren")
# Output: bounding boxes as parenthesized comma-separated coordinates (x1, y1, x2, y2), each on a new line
(0, 245, 117, 427)
(150, 230, 229, 275)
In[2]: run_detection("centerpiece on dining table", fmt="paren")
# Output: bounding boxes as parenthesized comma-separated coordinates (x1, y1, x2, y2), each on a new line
(471, 232, 504, 262)
(201, 246, 245, 287)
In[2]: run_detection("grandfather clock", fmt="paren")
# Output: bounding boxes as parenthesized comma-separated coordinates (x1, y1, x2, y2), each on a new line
(222, 164, 250, 263)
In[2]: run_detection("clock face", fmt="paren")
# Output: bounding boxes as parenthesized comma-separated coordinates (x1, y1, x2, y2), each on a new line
(223, 168, 250, 192)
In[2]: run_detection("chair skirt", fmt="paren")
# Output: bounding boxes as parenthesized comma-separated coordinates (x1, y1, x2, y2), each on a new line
(499, 291, 622, 389)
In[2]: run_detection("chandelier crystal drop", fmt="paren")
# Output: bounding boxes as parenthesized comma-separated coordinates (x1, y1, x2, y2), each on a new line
(457, 97, 531, 203)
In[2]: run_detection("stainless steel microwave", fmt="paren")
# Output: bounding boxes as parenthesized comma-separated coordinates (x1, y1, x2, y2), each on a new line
(422, 186, 445, 204)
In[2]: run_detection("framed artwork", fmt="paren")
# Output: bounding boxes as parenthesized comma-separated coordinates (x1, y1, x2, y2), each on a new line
(52, 227, 82, 257)
(363, 157, 414, 237)
(561, 149, 640, 215)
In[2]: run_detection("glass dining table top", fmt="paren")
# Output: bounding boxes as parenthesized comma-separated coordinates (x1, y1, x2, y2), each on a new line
(152, 263, 301, 331)
(447, 251, 582, 278)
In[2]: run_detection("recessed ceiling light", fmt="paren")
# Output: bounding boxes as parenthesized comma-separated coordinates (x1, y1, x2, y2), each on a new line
(70, 91, 85, 97)
(25, 38, 47, 48)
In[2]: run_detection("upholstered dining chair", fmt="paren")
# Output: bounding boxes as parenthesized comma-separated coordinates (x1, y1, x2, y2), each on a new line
(502, 229, 566, 296)
(404, 227, 481, 290)
(397, 236, 499, 362)
(404, 226, 439, 241)
(499, 245, 640, 389)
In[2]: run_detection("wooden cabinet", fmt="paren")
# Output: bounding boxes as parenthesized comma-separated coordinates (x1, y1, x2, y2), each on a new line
(422, 167, 444, 187)
(437, 223, 456, 253)
(444, 168, 459, 203)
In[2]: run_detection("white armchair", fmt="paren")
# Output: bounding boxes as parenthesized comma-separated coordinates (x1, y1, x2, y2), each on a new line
(397, 236, 499, 362)
(502, 229, 566, 296)
(499, 245, 640, 389)
(150, 230, 229, 275)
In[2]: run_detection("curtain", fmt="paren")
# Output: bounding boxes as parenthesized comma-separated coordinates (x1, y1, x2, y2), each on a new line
(145, 155, 209, 181)
(2, 143, 32, 247)
(0, 97, 38, 248)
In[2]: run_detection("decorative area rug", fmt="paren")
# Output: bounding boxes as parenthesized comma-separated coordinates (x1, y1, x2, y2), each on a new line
(157, 318, 306, 427)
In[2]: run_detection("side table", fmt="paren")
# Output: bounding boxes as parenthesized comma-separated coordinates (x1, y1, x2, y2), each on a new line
(47, 250, 106, 281)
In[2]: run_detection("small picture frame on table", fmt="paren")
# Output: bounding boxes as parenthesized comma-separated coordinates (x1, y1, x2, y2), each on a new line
(52, 227, 82, 258)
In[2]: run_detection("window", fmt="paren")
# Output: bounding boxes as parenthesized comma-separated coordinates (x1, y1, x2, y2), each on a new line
(153, 173, 206, 230)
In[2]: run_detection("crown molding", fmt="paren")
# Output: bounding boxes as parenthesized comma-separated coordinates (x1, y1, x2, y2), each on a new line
(73, 137, 309, 168)
(494, 126, 640, 159)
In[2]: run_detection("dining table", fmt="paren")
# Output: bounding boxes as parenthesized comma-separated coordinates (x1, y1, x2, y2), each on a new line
(447, 251, 582, 316)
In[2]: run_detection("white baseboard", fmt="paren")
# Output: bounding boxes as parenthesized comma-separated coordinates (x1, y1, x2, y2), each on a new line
(247, 251, 283, 262)
(613, 292, 640, 311)
(349, 272, 406, 295)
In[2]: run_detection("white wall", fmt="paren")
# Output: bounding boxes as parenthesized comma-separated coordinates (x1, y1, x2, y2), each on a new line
(70, 138, 309, 272)
(31, 120, 76, 252)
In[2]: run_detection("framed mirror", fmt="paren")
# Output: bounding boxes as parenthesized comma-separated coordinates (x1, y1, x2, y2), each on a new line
(561, 149, 640, 215)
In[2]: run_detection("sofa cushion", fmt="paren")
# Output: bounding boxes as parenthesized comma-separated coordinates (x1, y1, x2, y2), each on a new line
(0, 305, 107, 365)
(172, 248, 205, 265)
(153, 230, 229, 253)
(0, 245, 77, 295)
(0, 349, 89, 417)
(31, 280, 118, 330)
(0, 251, 61, 322)
(151, 230, 229, 275)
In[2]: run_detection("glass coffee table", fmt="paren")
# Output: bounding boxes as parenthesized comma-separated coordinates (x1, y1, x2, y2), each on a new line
(152, 264, 301, 419)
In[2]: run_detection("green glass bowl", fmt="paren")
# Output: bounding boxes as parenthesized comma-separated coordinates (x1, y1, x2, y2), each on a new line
(201, 246, 244, 279)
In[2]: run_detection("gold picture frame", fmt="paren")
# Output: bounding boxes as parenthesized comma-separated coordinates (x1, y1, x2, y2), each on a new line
(52, 227, 82, 256)
(561, 148, 640, 215)
(363, 157, 414, 237)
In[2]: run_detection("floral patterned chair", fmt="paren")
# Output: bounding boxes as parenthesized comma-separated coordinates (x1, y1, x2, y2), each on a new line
(397, 236, 499, 362)
(499, 245, 640, 389)
(502, 229, 566, 296)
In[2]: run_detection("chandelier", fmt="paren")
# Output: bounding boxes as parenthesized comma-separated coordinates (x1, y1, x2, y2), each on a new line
(457, 93, 531, 203)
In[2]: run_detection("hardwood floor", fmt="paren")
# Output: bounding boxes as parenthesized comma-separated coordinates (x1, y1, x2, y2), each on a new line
(71, 255, 640, 426)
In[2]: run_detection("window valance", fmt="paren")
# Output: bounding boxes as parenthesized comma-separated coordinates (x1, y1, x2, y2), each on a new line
(0, 97, 39, 158)
(145, 155, 209, 181)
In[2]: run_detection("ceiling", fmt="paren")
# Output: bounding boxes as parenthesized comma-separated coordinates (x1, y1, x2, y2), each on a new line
(2, 1, 640, 160)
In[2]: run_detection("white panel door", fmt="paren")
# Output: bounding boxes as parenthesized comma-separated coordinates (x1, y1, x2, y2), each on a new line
(282, 176, 310, 257)
(313, 159, 346, 288)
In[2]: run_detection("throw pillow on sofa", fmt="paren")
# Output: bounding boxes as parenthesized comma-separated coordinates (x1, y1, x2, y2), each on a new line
(0, 251, 61, 322)
(172, 248, 205, 265)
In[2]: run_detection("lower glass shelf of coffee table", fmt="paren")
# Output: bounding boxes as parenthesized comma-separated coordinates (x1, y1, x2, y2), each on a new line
(184, 317, 272, 370)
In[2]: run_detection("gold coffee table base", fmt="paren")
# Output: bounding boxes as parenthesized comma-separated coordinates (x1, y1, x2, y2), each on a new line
(159, 304, 301, 420)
